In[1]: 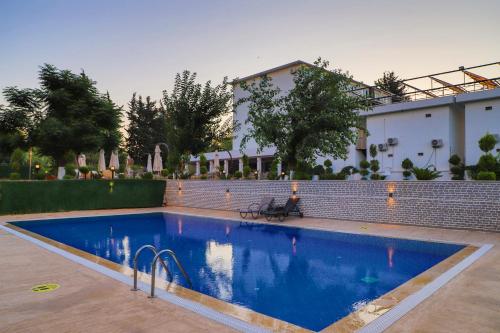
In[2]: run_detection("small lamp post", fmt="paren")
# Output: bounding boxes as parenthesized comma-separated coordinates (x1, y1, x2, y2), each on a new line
(110, 166, 115, 179)
(34, 164, 40, 175)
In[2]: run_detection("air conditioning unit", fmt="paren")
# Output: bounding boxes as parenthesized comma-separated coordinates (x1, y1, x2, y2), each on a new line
(378, 143, 388, 152)
(387, 137, 398, 146)
(431, 139, 444, 148)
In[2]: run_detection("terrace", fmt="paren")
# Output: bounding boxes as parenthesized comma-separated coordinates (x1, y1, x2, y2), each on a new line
(1, 207, 499, 332)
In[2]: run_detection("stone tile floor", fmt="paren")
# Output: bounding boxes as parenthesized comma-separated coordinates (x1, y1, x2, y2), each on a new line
(1, 207, 499, 332)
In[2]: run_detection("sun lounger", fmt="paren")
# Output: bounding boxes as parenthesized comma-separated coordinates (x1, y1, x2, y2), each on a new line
(239, 196, 275, 219)
(263, 197, 303, 222)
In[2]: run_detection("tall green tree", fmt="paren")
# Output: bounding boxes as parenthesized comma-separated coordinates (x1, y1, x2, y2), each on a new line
(162, 70, 233, 170)
(236, 58, 367, 172)
(3, 64, 122, 165)
(126, 93, 166, 165)
(374, 71, 408, 102)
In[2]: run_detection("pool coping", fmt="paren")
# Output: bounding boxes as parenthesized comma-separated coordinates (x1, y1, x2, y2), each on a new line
(0, 210, 493, 333)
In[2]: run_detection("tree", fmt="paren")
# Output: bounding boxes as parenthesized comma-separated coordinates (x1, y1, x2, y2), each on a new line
(237, 58, 367, 172)
(126, 93, 166, 165)
(374, 71, 408, 102)
(3, 64, 122, 166)
(162, 70, 233, 171)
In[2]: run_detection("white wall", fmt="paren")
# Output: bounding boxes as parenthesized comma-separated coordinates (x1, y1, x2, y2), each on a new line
(464, 98, 500, 165)
(366, 106, 454, 180)
(233, 67, 297, 154)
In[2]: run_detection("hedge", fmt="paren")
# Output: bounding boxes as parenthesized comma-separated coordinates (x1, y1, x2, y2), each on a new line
(0, 180, 166, 215)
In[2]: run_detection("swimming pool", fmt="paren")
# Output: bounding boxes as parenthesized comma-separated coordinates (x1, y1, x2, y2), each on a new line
(10, 212, 465, 331)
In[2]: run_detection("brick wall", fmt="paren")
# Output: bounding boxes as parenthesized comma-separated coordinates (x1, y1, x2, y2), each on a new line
(165, 180, 500, 232)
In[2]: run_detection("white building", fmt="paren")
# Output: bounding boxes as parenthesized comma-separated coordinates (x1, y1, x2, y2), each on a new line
(191, 61, 500, 180)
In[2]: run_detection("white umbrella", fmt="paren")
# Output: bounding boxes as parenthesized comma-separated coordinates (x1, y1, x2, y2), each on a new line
(98, 149, 106, 172)
(109, 150, 120, 170)
(153, 145, 162, 173)
(77, 154, 86, 167)
(146, 154, 153, 172)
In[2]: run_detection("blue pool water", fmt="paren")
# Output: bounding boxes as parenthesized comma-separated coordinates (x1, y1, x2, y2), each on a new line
(12, 213, 464, 331)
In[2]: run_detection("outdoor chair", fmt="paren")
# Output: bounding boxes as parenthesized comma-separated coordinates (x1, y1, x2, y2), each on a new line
(263, 197, 303, 222)
(239, 196, 275, 219)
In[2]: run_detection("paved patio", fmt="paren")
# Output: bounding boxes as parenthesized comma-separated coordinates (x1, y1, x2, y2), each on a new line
(0, 207, 499, 332)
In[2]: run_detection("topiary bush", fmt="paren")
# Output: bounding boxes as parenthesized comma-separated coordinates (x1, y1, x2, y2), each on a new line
(234, 171, 242, 179)
(478, 154, 497, 172)
(359, 160, 370, 180)
(476, 171, 496, 181)
(200, 166, 208, 175)
(313, 165, 325, 175)
(448, 154, 465, 180)
(401, 158, 413, 180)
(478, 133, 497, 153)
(369, 144, 380, 180)
(79, 166, 90, 179)
(161, 168, 170, 177)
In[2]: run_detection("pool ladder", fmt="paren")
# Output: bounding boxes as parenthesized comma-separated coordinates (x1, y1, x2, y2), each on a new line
(131, 245, 192, 298)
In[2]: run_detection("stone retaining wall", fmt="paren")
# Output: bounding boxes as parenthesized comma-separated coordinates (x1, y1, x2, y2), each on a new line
(165, 180, 500, 232)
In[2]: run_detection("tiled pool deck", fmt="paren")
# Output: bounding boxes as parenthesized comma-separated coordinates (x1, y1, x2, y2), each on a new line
(0, 207, 499, 332)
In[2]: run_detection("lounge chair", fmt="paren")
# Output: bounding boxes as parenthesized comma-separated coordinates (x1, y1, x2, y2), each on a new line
(263, 197, 303, 222)
(239, 196, 275, 219)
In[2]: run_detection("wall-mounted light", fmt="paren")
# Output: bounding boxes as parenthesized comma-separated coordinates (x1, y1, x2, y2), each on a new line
(292, 190, 297, 195)
(388, 192, 393, 198)
(178, 186, 182, 191)
(226, 188, 230, 193)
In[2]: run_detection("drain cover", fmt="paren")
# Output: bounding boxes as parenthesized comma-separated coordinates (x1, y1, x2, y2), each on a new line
(31, 283, 60, 293)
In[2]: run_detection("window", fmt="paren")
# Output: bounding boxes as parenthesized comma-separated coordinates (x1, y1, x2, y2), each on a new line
(485, 106, 493, 111)
(418, 152, 424, 156)
(425, 114, 432, 118)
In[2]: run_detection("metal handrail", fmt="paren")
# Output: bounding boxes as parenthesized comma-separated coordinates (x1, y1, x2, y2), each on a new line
(131, 245, 171, 291)
(149, 249, 193, 298)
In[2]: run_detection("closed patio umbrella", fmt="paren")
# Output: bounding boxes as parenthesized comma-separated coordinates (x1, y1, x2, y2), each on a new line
(98, 149, 106, 172)
(214, 151, 219, 173)
(77, 154, 86, 167)
(153, 145, 162, 173)
(146, 154, 153, 173)
(109, 150, 119, 170)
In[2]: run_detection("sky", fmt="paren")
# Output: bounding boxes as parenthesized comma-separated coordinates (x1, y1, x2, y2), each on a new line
(1, 0, 499, 109)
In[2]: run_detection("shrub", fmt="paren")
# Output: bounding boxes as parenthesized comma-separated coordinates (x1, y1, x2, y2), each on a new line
(200, 166, 208, 175)
(340, 166, 354, 175)
(359, 160, 370, 180)
(401, 158, 413, 170)
(62, 175, 74, 180)
(478, 133, 497, 153)
(370, 173, 381, 180)
(65, 163, 77, 177)
(322, 172, 347, 180)
(323, 159, 332, 168)
(412, 166, 442, 180)
(403, 170, 412, 179)
(141, 172, 154, 179)
(234, 171, 242, 179)
(267, 171, 277, 180)
(477, 154, 497, 172)
(243, 165, 251, 178)
(79, 166, 90, 179)
(200, 174, 207, 180)
(118, 173, 126, 179)
(448, 154, 464, 180)
(476, 171, 496, 181)
(34, 173, 46, 180)
(360, 160, 370, 169)
(9, 148, 25, 172)
(313, 165, 325, 175)
(161, 168, 170, 177)
(9, 172, 21, 180)
(242, 154, 249, 167)
(370, 160, 380, 173)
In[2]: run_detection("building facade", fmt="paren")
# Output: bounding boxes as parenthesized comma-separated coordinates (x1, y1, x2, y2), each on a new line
(191, 61, 500, 180)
